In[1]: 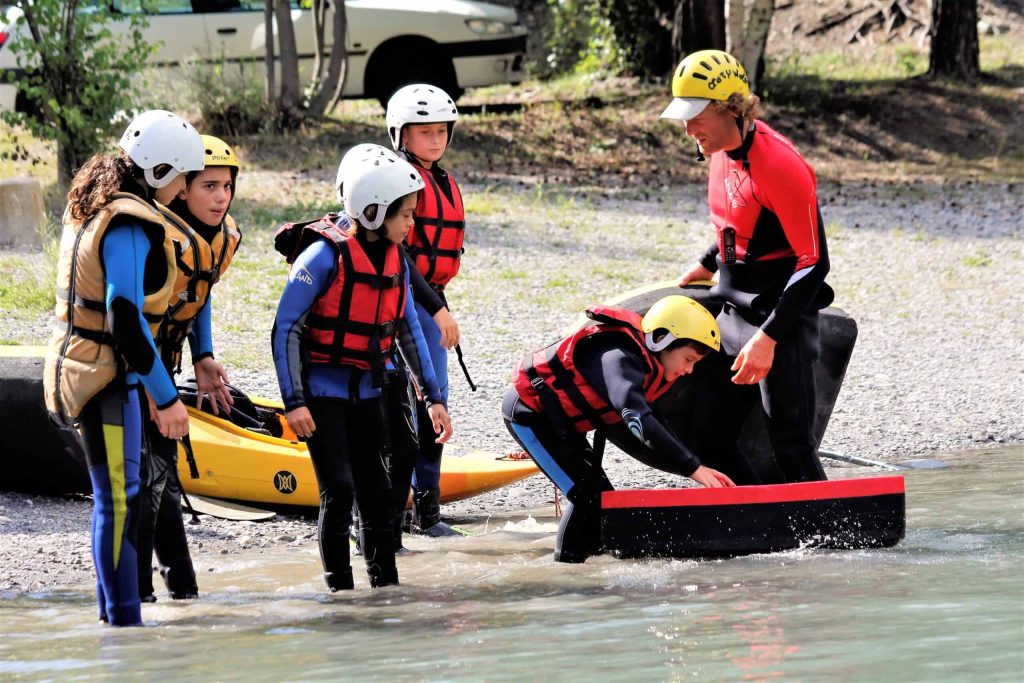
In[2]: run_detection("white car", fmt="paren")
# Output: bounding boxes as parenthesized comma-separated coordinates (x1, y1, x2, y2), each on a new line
(0, 0, 526, 111)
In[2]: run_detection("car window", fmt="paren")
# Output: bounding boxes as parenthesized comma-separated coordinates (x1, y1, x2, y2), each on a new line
(112, 0, 193, 14)
(235, 1, 305, 9)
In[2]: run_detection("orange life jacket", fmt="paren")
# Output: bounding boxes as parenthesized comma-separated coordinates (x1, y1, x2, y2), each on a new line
(513, 305, 672, 433)
(44, 192, 176, 425)
(158, 205, 240, 371)
(298, 218, 406, 370)
(406, 163, 465, 288)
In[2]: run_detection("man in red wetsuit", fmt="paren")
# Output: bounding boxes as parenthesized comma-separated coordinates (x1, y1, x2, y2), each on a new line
(661, 50, 834, 483)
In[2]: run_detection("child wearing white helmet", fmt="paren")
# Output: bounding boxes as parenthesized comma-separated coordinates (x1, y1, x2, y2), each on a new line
(43, 109, 204, 626)
(271, 145, 453, 591)
(135, 134, 245, 605)
(386, 83, 471, 537)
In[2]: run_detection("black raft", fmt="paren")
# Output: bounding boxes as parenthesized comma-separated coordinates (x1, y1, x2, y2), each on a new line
(601, 476, 905, 559)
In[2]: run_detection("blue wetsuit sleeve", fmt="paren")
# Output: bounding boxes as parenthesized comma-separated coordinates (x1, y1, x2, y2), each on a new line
(187, 294, 214, 362)
(271, 239, 334, 410)
(575, 335, 701, 476)
(401, 245, 445, 316)
(397, 269, 442, 405)
(102, 223, 178, 408)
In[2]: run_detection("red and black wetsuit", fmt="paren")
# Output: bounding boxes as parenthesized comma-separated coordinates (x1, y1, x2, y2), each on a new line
(699, 121, 833, 483)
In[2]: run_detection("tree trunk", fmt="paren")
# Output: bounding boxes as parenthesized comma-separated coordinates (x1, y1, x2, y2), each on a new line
(671, 0, 726, 66)
(274, 0, 302, 126)
(928, 0, 979, 80)
(725, 0, 774, 92)
(263, 0, 276, 106)
(307, 0, 348, 117)
(311, 0, 327, 86)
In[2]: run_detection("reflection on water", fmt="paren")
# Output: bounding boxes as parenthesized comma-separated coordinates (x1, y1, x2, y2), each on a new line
(2, 447, 1022, 681)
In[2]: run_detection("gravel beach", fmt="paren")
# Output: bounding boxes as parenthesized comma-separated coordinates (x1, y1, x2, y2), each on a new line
(1, 178, 1021, 593)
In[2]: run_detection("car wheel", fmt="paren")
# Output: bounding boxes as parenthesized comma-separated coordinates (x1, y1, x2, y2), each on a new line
(369, 40, 462, 109)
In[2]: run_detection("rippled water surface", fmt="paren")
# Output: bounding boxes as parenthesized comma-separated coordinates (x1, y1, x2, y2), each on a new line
(2, 446, 1021, 682)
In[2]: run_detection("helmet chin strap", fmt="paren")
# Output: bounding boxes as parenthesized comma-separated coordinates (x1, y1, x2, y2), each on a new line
(694, 143, 705, 162)
(143, 167, 180, 190)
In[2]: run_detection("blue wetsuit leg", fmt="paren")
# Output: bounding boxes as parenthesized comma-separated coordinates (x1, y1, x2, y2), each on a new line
(79, 383, 143, 626)
(412, 300, 448, 492)
(501, 387, 610, 562)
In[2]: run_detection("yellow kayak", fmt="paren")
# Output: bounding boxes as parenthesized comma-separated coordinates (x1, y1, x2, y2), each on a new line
(177, 401, 538, 508)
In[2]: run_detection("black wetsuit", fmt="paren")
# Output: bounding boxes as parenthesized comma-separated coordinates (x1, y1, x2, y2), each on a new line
(502, 333, 707, 562)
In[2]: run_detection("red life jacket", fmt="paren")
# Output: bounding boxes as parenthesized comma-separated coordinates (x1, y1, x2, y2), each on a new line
(406, 163, 465, 288)
(513, 305, 673, 433)
(297, 218, 406, 370)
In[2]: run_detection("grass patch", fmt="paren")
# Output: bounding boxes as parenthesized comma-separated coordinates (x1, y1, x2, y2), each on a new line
(961, 252, 993, 268)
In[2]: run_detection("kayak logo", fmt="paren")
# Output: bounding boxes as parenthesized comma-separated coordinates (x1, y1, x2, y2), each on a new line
(290, 267, 314, 285)
(274, 471, 297, 495)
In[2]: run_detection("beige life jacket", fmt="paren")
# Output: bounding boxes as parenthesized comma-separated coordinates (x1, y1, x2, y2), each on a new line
(43, 192, 177, 426)
(157, 205, 240, 371)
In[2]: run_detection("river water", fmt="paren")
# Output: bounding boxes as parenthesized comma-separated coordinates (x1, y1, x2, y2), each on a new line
(1, 446, 1021, 682)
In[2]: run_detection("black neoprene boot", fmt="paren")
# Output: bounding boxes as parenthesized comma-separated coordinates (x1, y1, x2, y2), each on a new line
(325, 568, 354, 592)
(368, 564, 399, 588)
(412, 488, 460, 537)
(552, 500, 602, 564)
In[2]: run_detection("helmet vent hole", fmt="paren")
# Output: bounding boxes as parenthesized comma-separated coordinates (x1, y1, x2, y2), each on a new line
(692, 73, 707, 81)
(711, 55, 721, 65)
(133, 131, 140, 137)
(417, 100, 428, 105)
(417, 110, 429, 116)
(700, 60, 712, 71)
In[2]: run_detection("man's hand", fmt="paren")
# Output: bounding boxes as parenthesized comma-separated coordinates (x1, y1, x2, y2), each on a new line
(731, 329, 776, 385)
(677, 263, 715, 287)
(427, 403, 452, 444)
(433, 308, 460, 349)
(286, 406, 316, 439)
(155, 399, 190, 440)
(193, 357, 234, 416)
(689, 465, 735, 488)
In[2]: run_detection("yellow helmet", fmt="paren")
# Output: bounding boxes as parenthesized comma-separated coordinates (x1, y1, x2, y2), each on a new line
(200, 134, 239, 168)
(660, 50, 750, 121)
(641, 295, 720, 353)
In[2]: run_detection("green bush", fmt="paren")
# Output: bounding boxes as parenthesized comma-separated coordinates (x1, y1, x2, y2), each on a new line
(179, 54, 272, 137)
(532, 0, 622, 79)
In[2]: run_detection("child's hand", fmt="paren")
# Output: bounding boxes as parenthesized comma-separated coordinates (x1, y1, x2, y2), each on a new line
(155, 399, 190, 440)
(286, 406, 316, 439)
(427, 403, 452, 443)
(433, 308, 460, 349)
(689, 465, 734, 488)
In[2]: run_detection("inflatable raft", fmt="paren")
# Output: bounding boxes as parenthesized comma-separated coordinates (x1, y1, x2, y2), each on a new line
(601, 476, 906, 558)
(0, 346, 538, 505)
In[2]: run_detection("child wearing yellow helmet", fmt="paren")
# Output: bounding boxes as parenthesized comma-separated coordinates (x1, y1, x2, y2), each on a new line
(503, 295, 735, 564)
(135, 134, 244, 604)
(661, 50, 835, 484)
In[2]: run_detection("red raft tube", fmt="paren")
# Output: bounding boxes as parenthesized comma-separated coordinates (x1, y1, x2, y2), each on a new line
(601, 476, 906, 559)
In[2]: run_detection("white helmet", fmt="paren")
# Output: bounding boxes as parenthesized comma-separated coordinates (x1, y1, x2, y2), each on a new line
(118, 110, 205, 189)
(342, 147, 425, 231)
(335, 143, 398, 204)
(385, 83, 458, 151)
